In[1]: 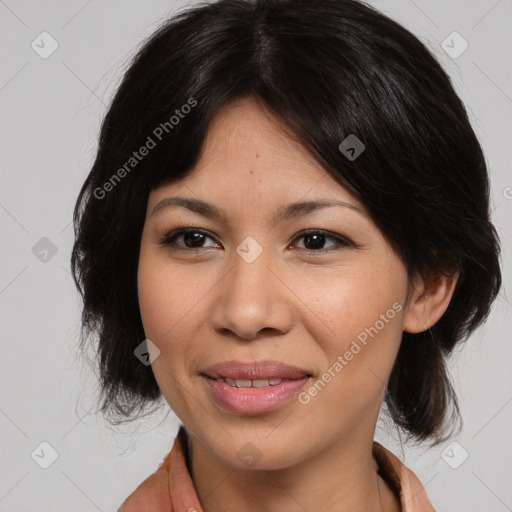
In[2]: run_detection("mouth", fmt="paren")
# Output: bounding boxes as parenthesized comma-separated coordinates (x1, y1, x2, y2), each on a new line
(200, 359, 313, 381)
(199, 360, 313, 415)
(204, 376, 306, 388)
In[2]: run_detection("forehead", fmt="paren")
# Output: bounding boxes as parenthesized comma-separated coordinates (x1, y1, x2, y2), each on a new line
(149, 97, 364, 212)
(193, 97, 327, 182)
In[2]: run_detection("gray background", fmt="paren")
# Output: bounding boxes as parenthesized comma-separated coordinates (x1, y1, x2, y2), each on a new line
(1, 0, 511, 510)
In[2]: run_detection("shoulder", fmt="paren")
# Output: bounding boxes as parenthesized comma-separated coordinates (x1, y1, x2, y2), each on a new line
(372, 441, 436, 512)
(117, 450, 174, 512)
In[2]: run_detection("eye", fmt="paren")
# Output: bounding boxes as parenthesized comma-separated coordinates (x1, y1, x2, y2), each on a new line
(290, 229, 351, 254)
(159, 228, 220, 250)
(158, 227, 351, 254)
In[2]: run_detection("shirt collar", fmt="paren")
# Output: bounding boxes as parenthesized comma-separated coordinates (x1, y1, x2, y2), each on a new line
(119, 424, 436, 512)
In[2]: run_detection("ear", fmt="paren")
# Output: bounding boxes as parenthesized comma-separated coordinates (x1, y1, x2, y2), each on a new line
(403, 271, 459, 333)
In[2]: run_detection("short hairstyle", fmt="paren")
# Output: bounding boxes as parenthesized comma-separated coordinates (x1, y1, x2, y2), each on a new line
(71, 0, 502, 445)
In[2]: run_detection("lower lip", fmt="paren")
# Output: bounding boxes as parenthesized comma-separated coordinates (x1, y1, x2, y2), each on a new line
(202, 376, 311, 415)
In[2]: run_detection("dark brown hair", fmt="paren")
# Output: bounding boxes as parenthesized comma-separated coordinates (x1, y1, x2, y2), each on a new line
(71, 0, 502, 445)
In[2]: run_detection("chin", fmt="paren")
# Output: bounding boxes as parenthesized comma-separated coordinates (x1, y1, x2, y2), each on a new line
(204, 429, 310, 471)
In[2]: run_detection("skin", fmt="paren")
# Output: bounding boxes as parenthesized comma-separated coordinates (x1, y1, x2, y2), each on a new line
(137, 96, 458, 512)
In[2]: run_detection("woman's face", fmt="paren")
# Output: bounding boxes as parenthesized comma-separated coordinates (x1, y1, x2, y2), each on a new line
(138, 97, 413, 469)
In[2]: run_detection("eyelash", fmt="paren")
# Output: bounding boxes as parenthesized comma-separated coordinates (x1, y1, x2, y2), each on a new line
(158, 227, 352, 255)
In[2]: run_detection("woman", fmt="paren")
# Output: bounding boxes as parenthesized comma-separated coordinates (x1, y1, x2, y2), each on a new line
(71, 0, 502, 510)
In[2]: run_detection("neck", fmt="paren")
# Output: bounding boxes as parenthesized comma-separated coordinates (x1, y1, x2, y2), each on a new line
(186, 428, 401, 512)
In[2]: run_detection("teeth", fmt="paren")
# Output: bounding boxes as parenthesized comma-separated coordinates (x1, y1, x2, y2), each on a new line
(235, 379, 252, 388)
(215, 377, 289, 387)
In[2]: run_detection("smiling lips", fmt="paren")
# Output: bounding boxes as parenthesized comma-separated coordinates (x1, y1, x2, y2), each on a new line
(212, 376, 293, 388)
(200, 360, 313, 415)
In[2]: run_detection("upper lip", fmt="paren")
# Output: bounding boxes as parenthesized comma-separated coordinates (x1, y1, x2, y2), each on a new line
(200, 360, 313, 380)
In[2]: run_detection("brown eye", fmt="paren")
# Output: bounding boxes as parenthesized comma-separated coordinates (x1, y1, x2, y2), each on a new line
(159, 228, 220, 250)
(292, 230, 351, 254)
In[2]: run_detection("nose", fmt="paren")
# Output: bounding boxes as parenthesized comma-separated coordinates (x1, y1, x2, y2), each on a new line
(209, 245, 294, 341)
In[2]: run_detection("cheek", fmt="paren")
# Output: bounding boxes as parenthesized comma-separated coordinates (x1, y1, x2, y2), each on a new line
(137, 253, 204, 411)
(295, 263, 406, 347)
(137, 252, 186, 353)
(137, 251, 221, 371)
(295, 262, 407, 409)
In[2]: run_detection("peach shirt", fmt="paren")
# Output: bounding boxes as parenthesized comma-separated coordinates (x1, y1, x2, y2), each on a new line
(118, 426, 435, 512)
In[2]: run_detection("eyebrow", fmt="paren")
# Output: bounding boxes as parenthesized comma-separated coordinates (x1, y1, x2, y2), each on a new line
(150, 196, 364, 224)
